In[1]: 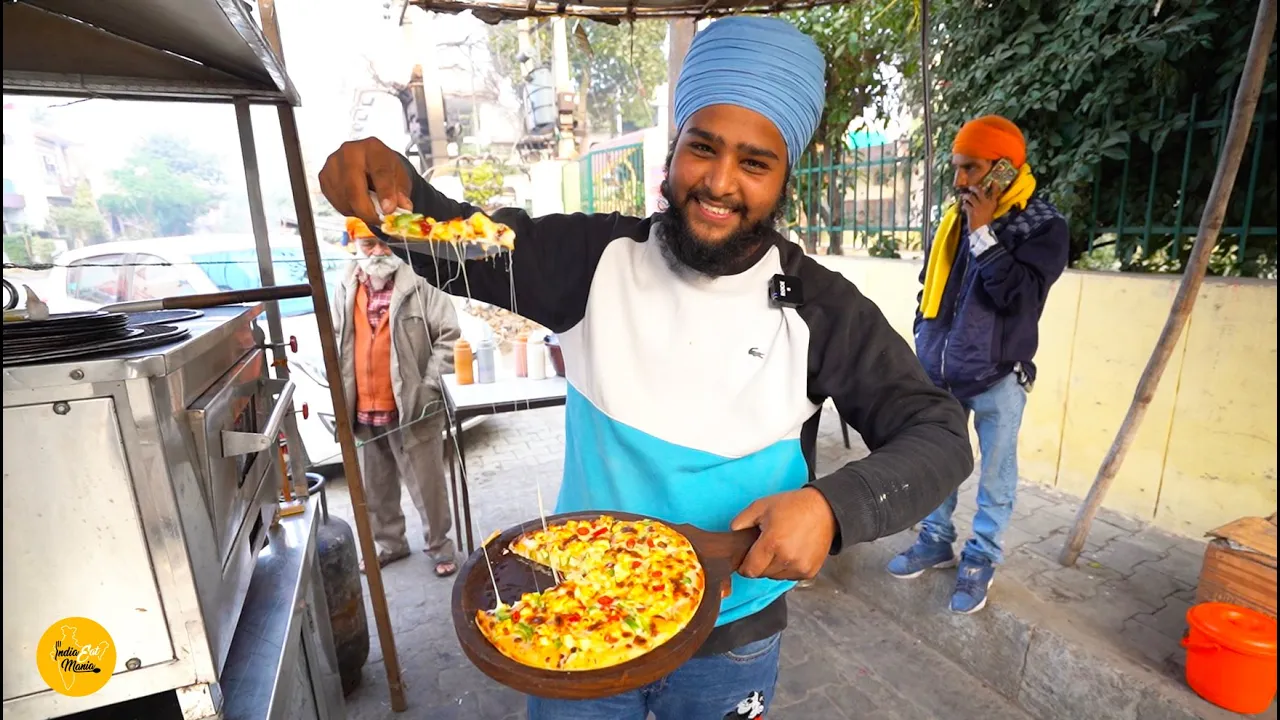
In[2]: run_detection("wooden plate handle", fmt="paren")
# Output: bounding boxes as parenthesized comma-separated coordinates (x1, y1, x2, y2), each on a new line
(681, 525, 761, 573)
(723, 527, 761, 573)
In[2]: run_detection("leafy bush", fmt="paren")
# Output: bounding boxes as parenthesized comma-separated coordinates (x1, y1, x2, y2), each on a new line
(4, 230, 56, 266)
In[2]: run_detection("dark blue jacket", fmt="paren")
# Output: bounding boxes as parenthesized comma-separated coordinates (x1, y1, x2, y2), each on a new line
(913, 196, 1070, 401)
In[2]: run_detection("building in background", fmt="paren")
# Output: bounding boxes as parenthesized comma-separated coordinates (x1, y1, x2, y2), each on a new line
(2, 101, 90, 235)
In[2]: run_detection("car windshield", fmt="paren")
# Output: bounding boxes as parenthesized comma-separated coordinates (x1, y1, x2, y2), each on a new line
(193, 247, 350, 317)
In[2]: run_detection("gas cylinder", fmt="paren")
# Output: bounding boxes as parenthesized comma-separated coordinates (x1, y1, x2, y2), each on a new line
(308, 473, 370, 696)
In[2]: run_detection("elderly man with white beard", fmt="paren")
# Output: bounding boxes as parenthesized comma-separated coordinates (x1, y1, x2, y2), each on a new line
(333, 217, 462, 577)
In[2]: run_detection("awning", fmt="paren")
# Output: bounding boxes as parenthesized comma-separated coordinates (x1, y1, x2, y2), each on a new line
(2, 0, 298, 104)
(408, 0, 845, 24)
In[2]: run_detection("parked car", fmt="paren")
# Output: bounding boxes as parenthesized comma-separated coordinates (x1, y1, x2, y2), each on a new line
(43, 234, 488, 471)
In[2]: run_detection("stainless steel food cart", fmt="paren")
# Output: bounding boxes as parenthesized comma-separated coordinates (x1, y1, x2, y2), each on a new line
(2, 0, 405, 716)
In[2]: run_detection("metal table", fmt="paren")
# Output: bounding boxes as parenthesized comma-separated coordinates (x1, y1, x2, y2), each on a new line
(441, 374, 567, 554)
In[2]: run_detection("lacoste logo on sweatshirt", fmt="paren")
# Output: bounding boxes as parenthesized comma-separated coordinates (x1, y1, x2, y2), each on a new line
(748, 348, 765, 359)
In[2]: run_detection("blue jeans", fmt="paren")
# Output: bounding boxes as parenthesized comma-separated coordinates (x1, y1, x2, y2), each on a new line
(527, 633, 781, 720)
(922, 372, 1027, 565)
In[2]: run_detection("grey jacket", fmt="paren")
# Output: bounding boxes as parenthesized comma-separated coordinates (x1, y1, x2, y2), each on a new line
(332, 262, 462, 448)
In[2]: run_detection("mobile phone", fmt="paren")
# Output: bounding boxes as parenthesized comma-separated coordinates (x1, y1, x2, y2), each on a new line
(982, 158, 1020, 195)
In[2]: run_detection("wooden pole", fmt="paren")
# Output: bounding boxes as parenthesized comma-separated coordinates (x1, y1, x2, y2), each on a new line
(276, 103, 408, 711)
(1060, 0, 1276, 567)
(667, 18, 695, 142)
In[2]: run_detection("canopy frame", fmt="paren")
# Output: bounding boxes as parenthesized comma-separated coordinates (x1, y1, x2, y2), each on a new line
(2, 0, 408, 713)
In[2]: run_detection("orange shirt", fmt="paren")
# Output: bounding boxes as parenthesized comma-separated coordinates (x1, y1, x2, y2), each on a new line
(353, 281, 396, 422)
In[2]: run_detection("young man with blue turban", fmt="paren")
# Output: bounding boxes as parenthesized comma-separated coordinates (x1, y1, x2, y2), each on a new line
(320, 16, 973, 719)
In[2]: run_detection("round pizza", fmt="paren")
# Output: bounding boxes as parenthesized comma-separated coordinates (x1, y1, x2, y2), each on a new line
(474, 515, 705, 671)
(381, 211, 516, 251)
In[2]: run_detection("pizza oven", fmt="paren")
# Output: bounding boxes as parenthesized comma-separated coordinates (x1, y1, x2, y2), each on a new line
(2, 305, 294, 718)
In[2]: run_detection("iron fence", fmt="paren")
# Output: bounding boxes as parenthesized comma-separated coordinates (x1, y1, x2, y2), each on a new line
(580, 143, 646, 217)
(1082, 91, 1277, 275)
(790, 141, 945, 258)
(789, 89, 1277, 276)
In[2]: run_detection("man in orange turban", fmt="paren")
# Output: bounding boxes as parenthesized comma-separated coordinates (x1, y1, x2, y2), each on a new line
(890, 115, 1070, 615)
(341, 216, 376, 255)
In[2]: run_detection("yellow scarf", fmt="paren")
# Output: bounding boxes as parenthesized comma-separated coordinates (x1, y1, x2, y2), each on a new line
(919, 164, 1037, 319)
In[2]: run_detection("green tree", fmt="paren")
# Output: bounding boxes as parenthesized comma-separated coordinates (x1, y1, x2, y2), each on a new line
(459, 161, 506, 208)
(921, 0, 1276, 277)
(99, 134, 224, 237)
(785, 1, 920, 254)
(490, 20, 667, 135)
(48, 180, 108, 248)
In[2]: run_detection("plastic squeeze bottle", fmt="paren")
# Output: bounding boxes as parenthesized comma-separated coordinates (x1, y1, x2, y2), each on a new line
(514, 331, 529, 378)
(454, 339, 474, 385)
(476, 336, 497, 384)
(527, 335, 546, 380)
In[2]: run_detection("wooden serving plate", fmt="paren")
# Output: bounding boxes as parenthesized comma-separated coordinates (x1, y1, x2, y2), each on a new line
(451, 511, 759, 700)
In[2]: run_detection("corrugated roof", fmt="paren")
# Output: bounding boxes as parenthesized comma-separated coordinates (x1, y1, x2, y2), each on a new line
(2, 0, 298, 103)
(409, 0, 843, 23)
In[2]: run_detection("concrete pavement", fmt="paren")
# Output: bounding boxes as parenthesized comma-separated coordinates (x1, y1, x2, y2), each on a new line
(324, 405, 1029, 719)
(324, 402, 1275, 719)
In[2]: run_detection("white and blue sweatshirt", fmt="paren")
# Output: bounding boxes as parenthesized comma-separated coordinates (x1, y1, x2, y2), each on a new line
(386, 158, 974, 655)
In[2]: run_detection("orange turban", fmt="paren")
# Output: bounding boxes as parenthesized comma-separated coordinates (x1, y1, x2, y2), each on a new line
(345, 216, 376, 240)
(952, 115, 1027, 168)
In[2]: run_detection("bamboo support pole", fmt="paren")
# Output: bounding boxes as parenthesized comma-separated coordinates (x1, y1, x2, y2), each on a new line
(276, 104, 408, 710)
(1059, 0, 1276, 566)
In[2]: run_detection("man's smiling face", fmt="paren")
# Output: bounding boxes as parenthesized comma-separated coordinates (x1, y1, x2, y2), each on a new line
(659, 105, 790, 276)
(669, 105, 789, 244)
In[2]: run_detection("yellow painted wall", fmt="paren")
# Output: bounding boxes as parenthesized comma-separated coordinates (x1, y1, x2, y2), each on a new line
(816, 255, 1278, 538)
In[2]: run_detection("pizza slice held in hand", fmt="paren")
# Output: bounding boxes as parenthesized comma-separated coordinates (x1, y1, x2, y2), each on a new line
(381, 211, 515, 251)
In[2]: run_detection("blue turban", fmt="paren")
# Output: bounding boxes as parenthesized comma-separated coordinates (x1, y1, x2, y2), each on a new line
(673, 17, 826, 168)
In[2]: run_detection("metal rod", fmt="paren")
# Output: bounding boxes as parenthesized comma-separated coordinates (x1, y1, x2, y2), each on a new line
(276, 103, 408, 712)
(919, 0, 934, 249)
(1115, 132, 1132, 260)
(98, 284, 312, 314)
(1141, 98, 1165, 255)
(1060, 0, 1276, 567)
(890, 145, 899, 234)
(1171, 94, 1199, 251)
(904, 145, 914, 240)
(236, 99, 309, 497)
(1238, 93, 1267, 262)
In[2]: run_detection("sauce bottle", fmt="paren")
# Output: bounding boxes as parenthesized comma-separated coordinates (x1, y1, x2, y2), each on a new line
(527, 335, 546, 380)
(476, 337, 497, 384)
(514, 331, 529, 378)
(454, 339, 474, 385)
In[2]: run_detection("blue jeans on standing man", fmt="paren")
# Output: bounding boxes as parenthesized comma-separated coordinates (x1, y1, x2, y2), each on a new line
(921, 372, 1027, 565)
(527, 633, 781, 720)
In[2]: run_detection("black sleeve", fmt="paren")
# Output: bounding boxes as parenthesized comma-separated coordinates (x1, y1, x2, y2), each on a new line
(798, 261, 974, 552)
(381, 155, 651, 333)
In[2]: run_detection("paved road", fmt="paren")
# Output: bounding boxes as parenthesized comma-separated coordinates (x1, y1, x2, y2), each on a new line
(324, 406, 1029, 720)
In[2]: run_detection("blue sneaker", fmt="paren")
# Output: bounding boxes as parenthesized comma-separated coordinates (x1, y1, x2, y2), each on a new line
(950, 553, 996, 614)
(886, 537, 957, 579)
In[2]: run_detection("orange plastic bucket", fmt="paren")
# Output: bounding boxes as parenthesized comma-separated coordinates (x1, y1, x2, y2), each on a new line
(1182, 602, 1278, 714)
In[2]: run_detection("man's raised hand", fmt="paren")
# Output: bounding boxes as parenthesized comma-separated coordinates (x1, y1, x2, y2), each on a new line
(318, 137, 413, 227)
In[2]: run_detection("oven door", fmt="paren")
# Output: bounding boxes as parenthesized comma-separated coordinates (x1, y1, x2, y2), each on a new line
(187, 348, 296, 566)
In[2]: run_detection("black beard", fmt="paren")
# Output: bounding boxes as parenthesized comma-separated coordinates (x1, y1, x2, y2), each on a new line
(656, 179, 784, 277)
